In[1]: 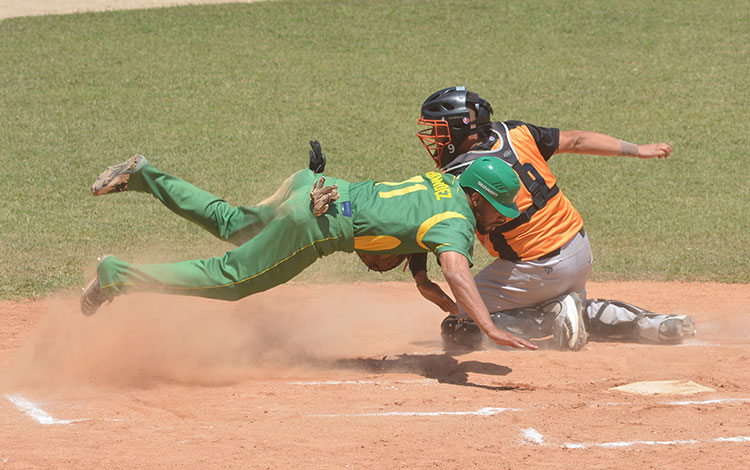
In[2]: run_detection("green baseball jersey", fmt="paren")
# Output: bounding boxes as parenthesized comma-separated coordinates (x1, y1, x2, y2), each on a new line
(349, 171, 476, 264)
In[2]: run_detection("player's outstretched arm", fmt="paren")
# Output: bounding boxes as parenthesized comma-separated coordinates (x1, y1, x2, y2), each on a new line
(438, 251, 537, 350)
(409, 253, 458, 314)
(413, 269, 459, 314)
(557, 130, 672, 159)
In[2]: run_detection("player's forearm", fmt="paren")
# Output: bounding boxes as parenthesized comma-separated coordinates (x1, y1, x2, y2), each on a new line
(440, 264, 495, 334)
(439, 251, 537, 350)
(413, 269, 429, 286)
(557, 130, 624, 156)
(408, 253, 428, 279)
(557, 130, 672, 159)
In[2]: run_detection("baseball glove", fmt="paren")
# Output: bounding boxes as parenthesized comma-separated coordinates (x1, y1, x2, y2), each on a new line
(356, 252, 408, 272)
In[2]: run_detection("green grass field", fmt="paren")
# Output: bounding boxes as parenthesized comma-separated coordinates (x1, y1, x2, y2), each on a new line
(1, 0, 748, 299)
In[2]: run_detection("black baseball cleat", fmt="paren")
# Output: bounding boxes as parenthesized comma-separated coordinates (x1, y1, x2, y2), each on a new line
(440, 315, 483, 350)
(91, 154, 146, 195)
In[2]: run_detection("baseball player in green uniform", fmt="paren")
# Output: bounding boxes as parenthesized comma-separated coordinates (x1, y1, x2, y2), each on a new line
(80, 151, 538, 350)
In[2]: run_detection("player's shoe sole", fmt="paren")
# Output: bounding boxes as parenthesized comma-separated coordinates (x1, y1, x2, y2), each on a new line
(80, 256, 112, 316)
(91, 155, 146, 196)
(553, 293, 588, 351)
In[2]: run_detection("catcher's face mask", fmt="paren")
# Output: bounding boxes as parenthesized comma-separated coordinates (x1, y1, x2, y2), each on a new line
(417, 86, 495, 168)
(417, 117, 451, 167)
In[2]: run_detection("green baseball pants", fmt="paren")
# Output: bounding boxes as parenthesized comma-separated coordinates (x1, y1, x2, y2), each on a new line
(97, 162, 354, 301)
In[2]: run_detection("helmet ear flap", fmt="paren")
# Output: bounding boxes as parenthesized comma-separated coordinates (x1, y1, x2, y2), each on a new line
(476, 104, 491, 126)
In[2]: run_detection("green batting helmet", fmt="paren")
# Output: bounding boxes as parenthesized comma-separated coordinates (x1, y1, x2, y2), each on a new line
(459, 156, 520, 218)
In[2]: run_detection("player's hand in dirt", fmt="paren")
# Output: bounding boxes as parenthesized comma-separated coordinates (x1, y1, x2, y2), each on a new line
(417, 280, 459, 314)
(310, 176, 339, 216)
(487, 327, 538, 350)
(636, 143, 672, 159)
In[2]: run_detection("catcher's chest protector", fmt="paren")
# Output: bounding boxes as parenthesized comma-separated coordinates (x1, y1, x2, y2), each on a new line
(444, 122, 581, 261)
(444, 122, 559, 232)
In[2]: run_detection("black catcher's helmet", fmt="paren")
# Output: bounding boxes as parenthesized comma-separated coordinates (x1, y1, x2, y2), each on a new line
(417, 86, 494, 167)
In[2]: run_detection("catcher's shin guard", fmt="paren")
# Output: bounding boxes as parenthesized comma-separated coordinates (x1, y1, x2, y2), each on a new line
(587, 299, 696, 344)
(489, 309, 549, 339)
(441, 309, 547, 350)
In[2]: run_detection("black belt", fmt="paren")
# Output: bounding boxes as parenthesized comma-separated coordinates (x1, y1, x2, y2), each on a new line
(536, 227, 585, 261)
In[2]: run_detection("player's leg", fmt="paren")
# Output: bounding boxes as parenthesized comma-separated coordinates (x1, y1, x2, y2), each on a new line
(442, 229, 592, 350)
(81, 170, 353, 315)
(97, 225, 320, 299)
(472, 230, 593, 312)
(586, 299, 696, 343)
(83, 220, 326, 314)
(90, 155, 277, 245)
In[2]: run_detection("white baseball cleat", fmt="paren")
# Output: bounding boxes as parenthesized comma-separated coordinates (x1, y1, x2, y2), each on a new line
(551, 293, 588, 351)
(80, 274, 108, 316)
(80, 256, 113, 316)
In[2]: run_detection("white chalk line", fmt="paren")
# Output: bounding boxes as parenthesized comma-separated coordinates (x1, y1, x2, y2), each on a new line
(521, 427, 545, 445)
(312, 407, 521, 418)
(522, 428, 750, 449)
(311, 396, 750, 418)
(4, 395, 85, 425)
(593, 397, 750, 408)
(289, 379, 434, 386)
(677, 341, 716, 347)
(667, 397, 750, 406)
(4, 394, 122, 426)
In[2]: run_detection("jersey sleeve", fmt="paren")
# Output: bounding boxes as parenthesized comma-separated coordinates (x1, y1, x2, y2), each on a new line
(506, 120, 560, 160)
(420, 217, 475, 266)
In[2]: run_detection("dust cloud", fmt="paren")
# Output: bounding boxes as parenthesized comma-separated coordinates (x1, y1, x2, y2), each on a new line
(0, 283, 442, 391)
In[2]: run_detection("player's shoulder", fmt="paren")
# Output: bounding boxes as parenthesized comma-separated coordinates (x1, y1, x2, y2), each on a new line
(500, 120, 560, 160)
(502, 120, 529, 130)
(501, 120, 552, 133)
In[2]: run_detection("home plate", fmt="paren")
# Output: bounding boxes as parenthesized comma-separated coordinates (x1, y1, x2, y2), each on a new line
(611, 380, 715, 396)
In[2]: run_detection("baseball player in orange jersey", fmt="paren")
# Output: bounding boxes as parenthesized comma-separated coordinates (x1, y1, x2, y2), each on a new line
(410, 86, 695, 350)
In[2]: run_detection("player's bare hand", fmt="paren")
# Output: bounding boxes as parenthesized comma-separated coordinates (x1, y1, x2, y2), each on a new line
(637, 143, 672, 159)
(417, 280, 459, 314)
(487, 327, 538, 350)
(310, 177, 339, 216)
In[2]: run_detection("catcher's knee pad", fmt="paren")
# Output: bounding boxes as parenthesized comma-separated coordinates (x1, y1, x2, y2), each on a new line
(489, 308, 550, 339)
(440, 315, 483, 350)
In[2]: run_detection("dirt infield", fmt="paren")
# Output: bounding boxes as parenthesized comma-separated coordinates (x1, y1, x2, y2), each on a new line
(1, 281, 748, 468)
(2, 3, 749, 468)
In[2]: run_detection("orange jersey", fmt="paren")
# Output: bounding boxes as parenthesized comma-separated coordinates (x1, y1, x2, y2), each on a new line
(444, 121, 583, 261)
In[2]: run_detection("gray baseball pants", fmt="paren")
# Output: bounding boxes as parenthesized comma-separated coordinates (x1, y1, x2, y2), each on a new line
(462, 229, 673, 342)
